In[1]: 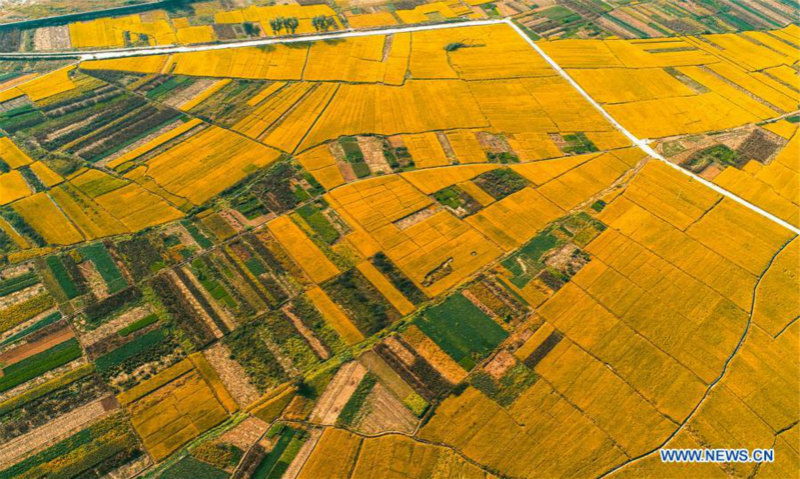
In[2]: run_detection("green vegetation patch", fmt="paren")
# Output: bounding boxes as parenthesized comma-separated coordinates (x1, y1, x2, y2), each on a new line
(0, 363, 93, 417)
(79, 243, 128, 294)
(95, 327, 167, 372)
(115, 236, 166, 281)
(501, 230, 560, 288)
(83, 287, 142, 327)
(337, 373, 378, 427)
(233, 193, 269, 220)
(339, 136, 370, 178)
(0, 270, 38, 296)
(225, 322, 287, 392)
(433, 185, 483, 217)
(0, 311, 61, 348)
(159, 455, 228, 479)
(190, 257, 237, 310)
(371, 252, 426, 305)
(414, 294, 508, 370)
(682, 144, 738, 172)
(45, 255, 81, 299)
(118, 313, 159, 337)
(561, 132, 599, 154)
(322, 268, 400, 336)
(252, 426, 308, 479)
(0, 338, 82, 393)
(296, 202, 340, 244)
(0, 413, 139, 479)
(471, 362, 537, 407)
(473, 168, 529, 200)
(182, 220, 214, 249)
(542, 5, 581, 23)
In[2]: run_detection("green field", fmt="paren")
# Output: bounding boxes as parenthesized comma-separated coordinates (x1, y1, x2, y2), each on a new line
(0, 338, 82, 393)
(79, 243, 128, 294)
(45, 255, 80, 299)
(95, 327, 167, 372)
(0, 271, 38, 296)
(414, 294, 508, 370)
(159, 456, 228, 479)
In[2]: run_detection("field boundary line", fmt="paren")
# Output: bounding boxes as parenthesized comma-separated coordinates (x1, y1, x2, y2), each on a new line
(504, 17, 800, 237)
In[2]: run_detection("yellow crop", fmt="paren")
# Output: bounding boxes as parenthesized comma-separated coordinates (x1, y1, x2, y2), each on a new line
(444, 130, 486, 163)
(300, 81, 488, 150)
(261, 83, 338, 153)
(465, 187, 564, 251)
(395, 2, 459, 24)
(179, 79, 230, 111)
(175, 25, 216, 44)
(346, 12, 398, 28)
(536, 150, 642, 210)
(297, 428, 362, 479)
(402, 325, 466, 384)
(50, 185, 128, 239)
(568, 68, 695, 103)
(356, 261, 415, 316)
(28, 162, 63, 188)
(140, 126, 281, 205)
(401, 133, 451, 168)
(123, 360, 231, 461)
(5, 66, 77, 103)
(710, 127, 799, 229)
(107, 119, 202, 170)
(401, 164, 497, 194)
(0, 171, 32, 205)
(82, 55, 168, 74)
(267, 216, 339, 283)
(306, 286, 363, 345)
(12, 193, 84, 245)
(622, 160, 721, 230)
(94, 182, 183, 231)
(295, 145, 345, 191)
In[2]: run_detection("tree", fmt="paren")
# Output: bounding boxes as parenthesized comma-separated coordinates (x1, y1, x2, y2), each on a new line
(312, 15, 335, 32)
(285, 17, 299, 34)
(269, 17, 284, 34)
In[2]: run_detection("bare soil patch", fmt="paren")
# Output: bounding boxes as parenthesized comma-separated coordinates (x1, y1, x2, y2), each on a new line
(33, 26, 70, 51)
(0, 326, 73, 367)
(0, 395, 116, 468)
(309, 361, 367, 425)
(218, 416, 269, 451)
(357, 136, 392, 174)
(354, 383, 418, 435)
(204, 342, 261, 408)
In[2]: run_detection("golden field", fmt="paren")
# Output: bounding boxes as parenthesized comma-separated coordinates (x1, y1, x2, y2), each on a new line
(542, 25, 798, 139)
(0, 20, 796, 479)
(121, 358, 235, 461)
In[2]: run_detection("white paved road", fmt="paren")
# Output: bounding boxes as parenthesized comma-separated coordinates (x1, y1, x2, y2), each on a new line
(2, 17, 795, 236)
(505, 18, 800, 236)
(0, 19, 508, 61)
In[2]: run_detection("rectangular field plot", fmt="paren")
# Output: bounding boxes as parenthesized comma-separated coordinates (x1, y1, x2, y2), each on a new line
(414, 293, 508, 370)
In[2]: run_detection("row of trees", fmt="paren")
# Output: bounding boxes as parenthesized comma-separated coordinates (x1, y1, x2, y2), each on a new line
(312, 15, 337, 31)
(268, 15, 337, 34)
(269, 16, 300, 34)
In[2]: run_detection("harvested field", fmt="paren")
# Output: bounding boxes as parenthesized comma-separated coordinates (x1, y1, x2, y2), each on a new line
(33, 26, 71, 51)
(354, 382, 418, 435)
(310, 361, 367, 425)
(0, 394, 117, 468)
(203, 342, 260, 408)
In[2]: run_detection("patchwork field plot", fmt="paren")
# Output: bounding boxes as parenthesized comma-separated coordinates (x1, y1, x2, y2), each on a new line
(0, 15, 797, 479)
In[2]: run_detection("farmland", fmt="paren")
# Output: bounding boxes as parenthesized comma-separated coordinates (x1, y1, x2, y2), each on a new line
(0, 6, 797, 479)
